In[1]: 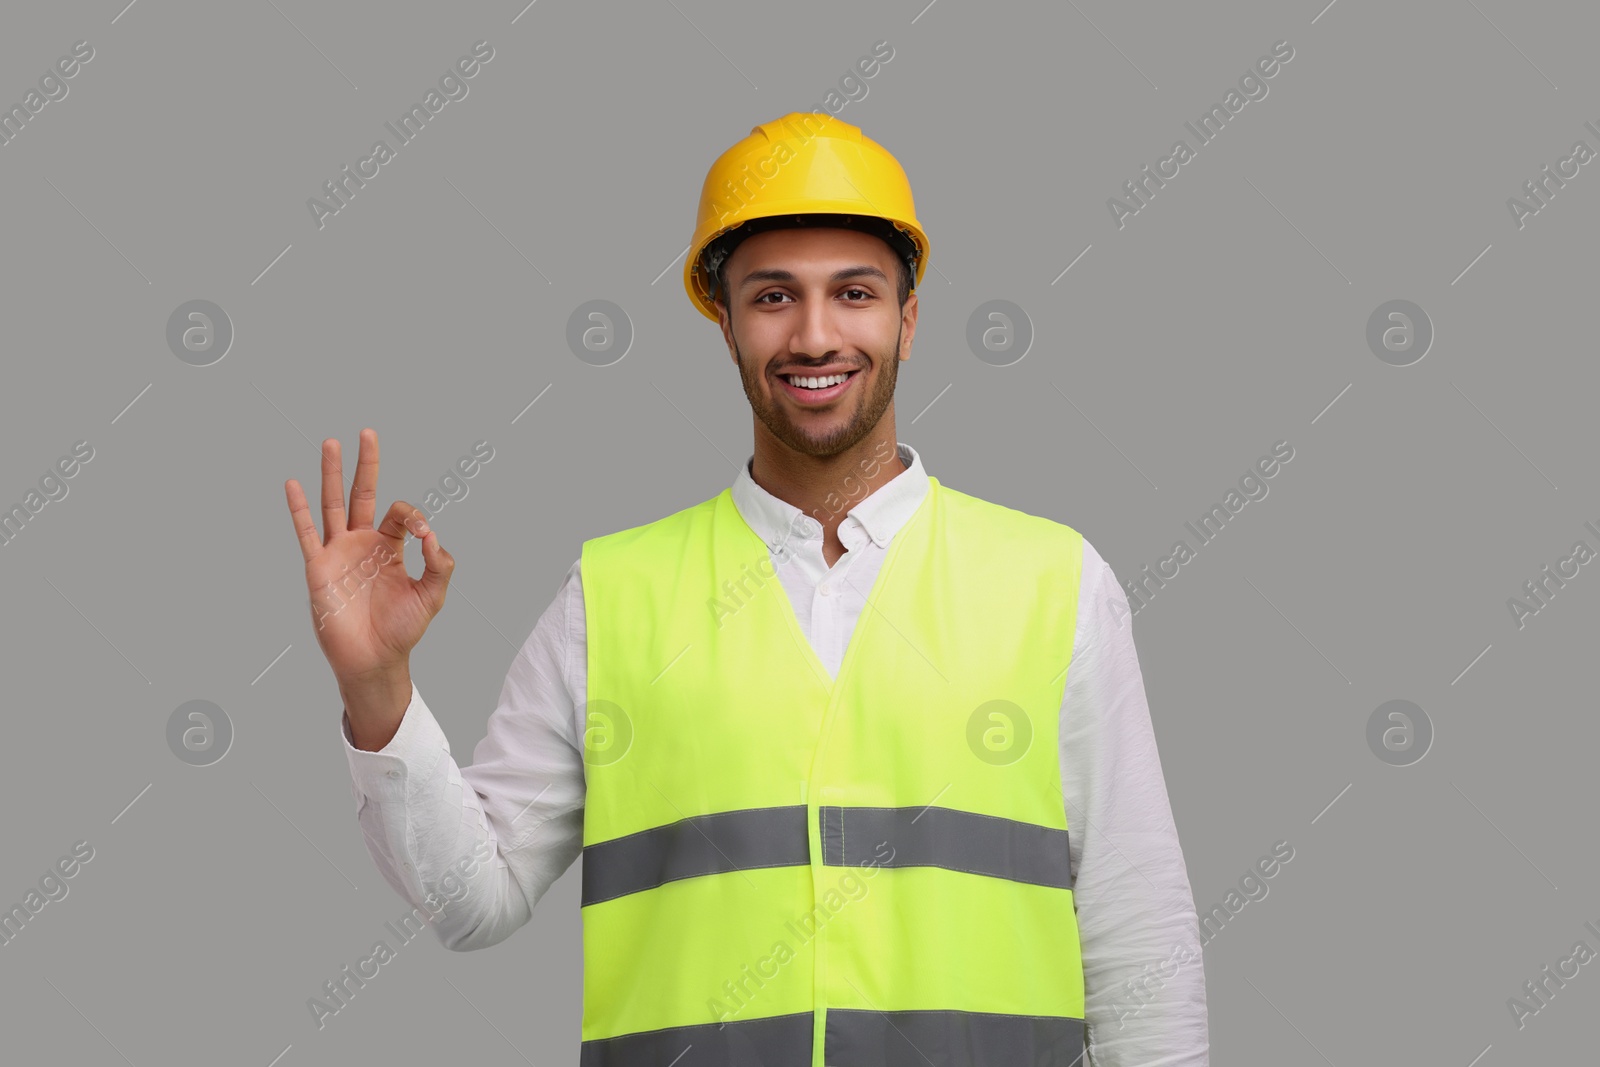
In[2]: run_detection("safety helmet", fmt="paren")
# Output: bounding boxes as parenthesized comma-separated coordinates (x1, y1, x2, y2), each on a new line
(683, 111, 931, 323)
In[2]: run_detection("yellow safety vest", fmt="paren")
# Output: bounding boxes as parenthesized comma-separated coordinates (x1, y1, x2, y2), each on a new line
(578, 475, 1086, 1066)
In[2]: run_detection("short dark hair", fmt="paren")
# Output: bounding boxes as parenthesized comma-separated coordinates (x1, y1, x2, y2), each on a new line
(708, 213, 916, 314)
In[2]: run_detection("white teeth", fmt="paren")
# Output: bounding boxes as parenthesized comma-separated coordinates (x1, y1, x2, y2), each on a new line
(786, 372, 851, 389)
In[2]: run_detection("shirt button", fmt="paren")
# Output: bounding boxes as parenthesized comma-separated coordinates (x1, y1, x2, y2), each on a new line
(819, 583, 831, 597)
(386, 770, 400, 779)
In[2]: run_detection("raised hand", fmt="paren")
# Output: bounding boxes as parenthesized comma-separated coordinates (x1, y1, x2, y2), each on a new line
(284, 428, 455, 690)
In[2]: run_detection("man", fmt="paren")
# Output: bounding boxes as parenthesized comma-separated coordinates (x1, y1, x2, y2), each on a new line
(284, 111, 1209, 1065)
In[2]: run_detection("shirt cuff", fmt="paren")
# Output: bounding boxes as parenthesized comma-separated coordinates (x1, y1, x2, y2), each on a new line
(340, 680, 448, 807)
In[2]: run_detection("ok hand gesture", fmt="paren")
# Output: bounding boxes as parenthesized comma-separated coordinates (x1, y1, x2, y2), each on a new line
(284, 428, 454, 686)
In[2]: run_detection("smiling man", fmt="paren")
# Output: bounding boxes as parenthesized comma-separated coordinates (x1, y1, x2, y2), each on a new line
(289, 111, 1209, 1066)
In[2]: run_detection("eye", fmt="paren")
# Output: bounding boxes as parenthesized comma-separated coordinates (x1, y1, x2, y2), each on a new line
(755, 291, 792, 305)
(842, 288, 872, 301)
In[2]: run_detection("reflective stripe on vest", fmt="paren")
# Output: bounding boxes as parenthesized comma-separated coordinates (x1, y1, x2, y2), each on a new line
(579, 475, 1086, 1066)
(581, 804, 1072, 906)
(578, 1008, 1085, 1066)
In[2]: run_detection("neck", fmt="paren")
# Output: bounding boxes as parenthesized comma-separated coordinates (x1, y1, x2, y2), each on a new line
(748, 418, 906, 541)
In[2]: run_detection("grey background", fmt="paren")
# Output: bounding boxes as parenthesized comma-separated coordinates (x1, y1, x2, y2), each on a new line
(1, 0, 1594, 1063)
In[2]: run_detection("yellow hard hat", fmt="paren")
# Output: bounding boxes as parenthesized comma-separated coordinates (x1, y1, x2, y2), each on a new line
(684, 111, 930, 323)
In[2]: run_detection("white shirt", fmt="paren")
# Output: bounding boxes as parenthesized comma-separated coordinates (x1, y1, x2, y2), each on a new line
(341, 442, 1209, 1066)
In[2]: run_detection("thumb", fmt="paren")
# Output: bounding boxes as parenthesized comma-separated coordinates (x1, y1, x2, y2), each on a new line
(415, 528, 455, 613)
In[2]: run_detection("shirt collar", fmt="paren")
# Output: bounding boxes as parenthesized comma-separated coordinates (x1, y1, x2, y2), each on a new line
(731, 442, 929, 552)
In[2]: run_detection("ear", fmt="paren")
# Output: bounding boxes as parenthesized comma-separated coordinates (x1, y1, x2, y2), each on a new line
(898, 290, 918, 361)
(717, 300, 736, 360)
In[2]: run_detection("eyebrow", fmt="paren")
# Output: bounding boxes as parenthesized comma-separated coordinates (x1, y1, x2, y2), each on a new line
(737, 265, 890, 293)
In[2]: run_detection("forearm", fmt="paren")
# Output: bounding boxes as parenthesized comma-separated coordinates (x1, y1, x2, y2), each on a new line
(1078, 856, 1209, 1065)
(343, 685, 549, 950)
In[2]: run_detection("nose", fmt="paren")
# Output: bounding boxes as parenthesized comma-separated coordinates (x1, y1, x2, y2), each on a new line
(787, 292, 845, 364)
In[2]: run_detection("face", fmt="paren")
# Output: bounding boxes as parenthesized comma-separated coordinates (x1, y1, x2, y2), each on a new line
(716, 226, 917, 458)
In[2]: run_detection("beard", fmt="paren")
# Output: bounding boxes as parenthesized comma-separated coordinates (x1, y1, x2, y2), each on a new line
(733, 319, 903, 458)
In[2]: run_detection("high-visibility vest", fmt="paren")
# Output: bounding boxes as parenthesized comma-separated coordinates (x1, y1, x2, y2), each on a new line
(578, 475, 1086, 1066)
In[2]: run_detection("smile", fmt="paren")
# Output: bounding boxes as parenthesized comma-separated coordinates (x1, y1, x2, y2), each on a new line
(778, 369, 859, 404)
